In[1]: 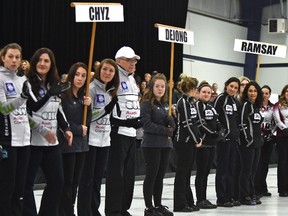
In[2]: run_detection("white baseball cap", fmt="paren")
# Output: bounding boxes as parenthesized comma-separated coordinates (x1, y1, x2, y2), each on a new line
(115, 46, 140, 60)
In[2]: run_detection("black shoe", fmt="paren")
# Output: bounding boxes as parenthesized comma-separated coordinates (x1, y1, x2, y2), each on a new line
(196, 200, 217, 209)
(256, 193, 263, 198)
(240, 197, 256, 205)
(262, 192, 272, 197)
(144, 207, 163, 216)
(174, 206, 194, 212)
(230, 199, 241, 207)
(251, 195, 262, 205)
(217, 201, 233, 207)
(189, 204, 200, 211)
(279, 193, 288, 197)
(156, 205, 173, 216)
(233, 200, 241, 206)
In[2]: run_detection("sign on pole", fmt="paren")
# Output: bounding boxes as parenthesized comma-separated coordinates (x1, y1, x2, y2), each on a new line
(157, 24, 194, 45)
(234, 38, 287, 82)
(234, 39, 287, 58)
(74, 3, 124, 22)
(155, 23, 194, 115)
(71, 2, 124, 125)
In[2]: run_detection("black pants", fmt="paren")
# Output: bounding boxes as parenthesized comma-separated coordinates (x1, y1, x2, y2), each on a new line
(195, 147, 215, 202)
(23, 145, 64, 216)
(142, 147, 171, 208)
(78, 146, 109, 216)
(215, 140, 238, 203)
(254, 138, 274, 194)
(0, 146, 30, 216)
(105, 133, 136, 216)
(233, 147, 241, 200)
(276, 136, 288, 194)
(59, 152, 86, 216)
(173, 142, 196, 210)
(238, 146, 261, 199)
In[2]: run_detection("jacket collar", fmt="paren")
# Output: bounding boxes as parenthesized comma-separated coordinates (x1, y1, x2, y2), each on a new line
(118, 65, 132, 77)
(182, 93, 194, 103)
(94, 78, 115, 93)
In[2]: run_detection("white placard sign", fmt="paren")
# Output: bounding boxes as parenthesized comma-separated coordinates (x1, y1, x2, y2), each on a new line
(234, 39, 287, 58)
(75, 4, 124, 22)
(158, 26, 194, 45)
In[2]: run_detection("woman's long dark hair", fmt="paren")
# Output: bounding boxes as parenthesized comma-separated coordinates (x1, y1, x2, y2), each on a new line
(241, 81, 263, 108)
(224, 77, 240, 94)
(27, 47, 59, 97)
(63, 62, 88, 101)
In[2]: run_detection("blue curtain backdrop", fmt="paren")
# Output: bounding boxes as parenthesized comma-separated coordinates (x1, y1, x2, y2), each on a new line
(0, 0, 188, 80)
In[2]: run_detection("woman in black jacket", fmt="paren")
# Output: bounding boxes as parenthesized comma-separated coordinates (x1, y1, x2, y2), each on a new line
(238, 81, 263, 205)
(213, 77, 240, 207)
(58, 62, 92, 216)
(173, 77, 202, 213)
(195, 82, 222, 209)
(140, 73, 175, 216)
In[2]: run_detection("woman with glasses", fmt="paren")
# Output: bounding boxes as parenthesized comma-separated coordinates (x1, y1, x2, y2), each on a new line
(233, 75, 251, 204)
(238, 76, 250, 99)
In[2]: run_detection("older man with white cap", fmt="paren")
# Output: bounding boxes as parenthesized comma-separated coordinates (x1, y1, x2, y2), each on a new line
(105, 46, 142, 216)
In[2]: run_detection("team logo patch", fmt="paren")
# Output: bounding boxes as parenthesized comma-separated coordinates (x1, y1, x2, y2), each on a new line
(226, 105, 233, 112)
(96, 94, 105, 105)
(121, 81, 129, 92)
(5, 82, 17, 96)
(191, 107, 197, 115)
(205, 110, 213, 116)
(254, 113, 261, 120)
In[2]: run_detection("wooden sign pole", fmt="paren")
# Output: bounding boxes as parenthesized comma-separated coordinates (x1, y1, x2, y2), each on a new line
(82, 22, 96, 125)
(154, 23, 194, 115)
(168, 42, 174, 116)
(255, 55, 261, 82)
(155, 23, 189, 116)
(71, 2, 123, 125)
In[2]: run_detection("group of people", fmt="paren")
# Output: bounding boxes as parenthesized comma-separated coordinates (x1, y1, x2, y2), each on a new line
(131, 72, 285, 215)
(0, 43, 142, 216)
(0, 42, 287, 216)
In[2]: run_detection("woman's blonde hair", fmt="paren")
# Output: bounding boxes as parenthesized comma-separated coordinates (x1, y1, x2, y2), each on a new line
(179, 76, 198, 94)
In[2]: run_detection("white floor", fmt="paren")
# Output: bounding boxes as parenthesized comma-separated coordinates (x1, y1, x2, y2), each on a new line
(34, 167, 288, 215)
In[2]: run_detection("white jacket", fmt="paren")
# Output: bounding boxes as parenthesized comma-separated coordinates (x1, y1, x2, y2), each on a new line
(0, 66, 30, 147)
(111, 66, 140, 137)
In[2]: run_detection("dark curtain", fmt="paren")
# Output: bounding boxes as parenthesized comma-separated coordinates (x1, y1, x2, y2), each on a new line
(0, 0, 188, 80)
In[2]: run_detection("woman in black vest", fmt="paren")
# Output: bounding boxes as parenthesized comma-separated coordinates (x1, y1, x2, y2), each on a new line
(238, 81, 263, 205)
(173, 77, 202, 212)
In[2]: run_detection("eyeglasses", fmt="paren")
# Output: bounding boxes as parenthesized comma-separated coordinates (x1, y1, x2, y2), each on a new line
(120, 58, 138, 64)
